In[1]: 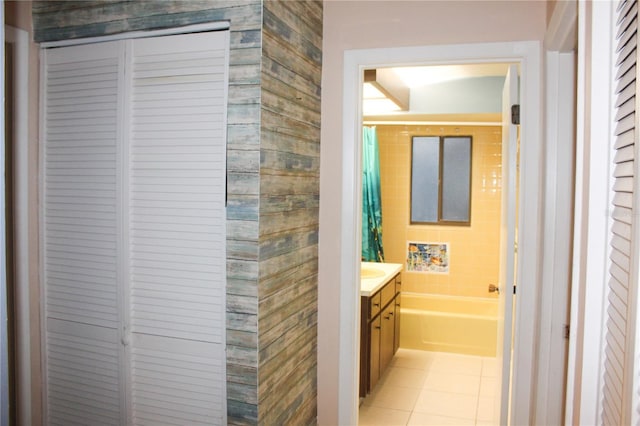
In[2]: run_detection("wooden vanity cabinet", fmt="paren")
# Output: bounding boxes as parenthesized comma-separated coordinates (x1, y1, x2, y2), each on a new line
(360, 272, 401, 397)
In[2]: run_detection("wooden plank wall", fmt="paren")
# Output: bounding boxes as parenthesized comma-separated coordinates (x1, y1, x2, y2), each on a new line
(257, 1, 322, 424)
(258, 1, 322, 425)
(32, 1, 322, 424)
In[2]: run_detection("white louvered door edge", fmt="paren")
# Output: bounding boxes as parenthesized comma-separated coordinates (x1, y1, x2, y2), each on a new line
(41, 30, 229, 426)
(608, 1, 640, 425)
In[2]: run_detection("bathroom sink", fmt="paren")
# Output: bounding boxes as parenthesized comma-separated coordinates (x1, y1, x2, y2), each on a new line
(361, 267, 386, 279)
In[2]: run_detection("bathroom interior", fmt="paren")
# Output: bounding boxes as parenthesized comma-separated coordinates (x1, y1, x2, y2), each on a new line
(358, 63, 517, 426)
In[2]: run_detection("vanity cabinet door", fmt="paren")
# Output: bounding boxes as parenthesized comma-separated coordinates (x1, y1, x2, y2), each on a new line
(380, 304, 395, 374)
(369, 316, 381, 391)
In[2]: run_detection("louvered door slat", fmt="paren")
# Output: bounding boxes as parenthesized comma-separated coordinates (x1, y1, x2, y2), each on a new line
(42, 42, 124, 425)
(604, 2, 639, 424)
(128, 31, 228, 425)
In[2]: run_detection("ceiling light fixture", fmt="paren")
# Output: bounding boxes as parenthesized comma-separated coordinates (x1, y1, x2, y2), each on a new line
(362, 69, 409, 115)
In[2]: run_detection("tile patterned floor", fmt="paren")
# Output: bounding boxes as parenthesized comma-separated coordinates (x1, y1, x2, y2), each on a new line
(359, 349, 498, 426)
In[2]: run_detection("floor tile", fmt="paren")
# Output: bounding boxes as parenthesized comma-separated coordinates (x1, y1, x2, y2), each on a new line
(407, 411, 475, 426)
(359, 405, 411, 426)
(479, 377, 497, 397)
(476, 396, 498, 423)
(391, 348, 435, 370)
(413, 389, 478, 419)
(430, 353, 483, 376)
(363, 383, 421, 411)
(380, 366, 428, 389)
(423, 371, 481, 395)
(482, 357, 498, 377)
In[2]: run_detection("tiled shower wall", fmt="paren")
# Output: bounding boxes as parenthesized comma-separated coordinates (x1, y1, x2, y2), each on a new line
(377, 125, 502, 299)
(32, 1, 321, 424)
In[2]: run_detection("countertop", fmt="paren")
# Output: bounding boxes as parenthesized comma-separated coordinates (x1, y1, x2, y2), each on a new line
(360, 262, 403, 296)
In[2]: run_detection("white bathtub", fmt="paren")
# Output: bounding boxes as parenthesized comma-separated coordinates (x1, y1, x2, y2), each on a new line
(400, 292, 498, 356)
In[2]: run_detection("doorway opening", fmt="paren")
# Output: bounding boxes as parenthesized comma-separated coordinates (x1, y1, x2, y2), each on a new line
(338, 41, 542, 426)
(357, 63, 519, 425)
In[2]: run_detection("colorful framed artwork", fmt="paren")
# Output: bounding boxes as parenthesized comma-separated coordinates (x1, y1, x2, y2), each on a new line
(406, 241, 449, 273)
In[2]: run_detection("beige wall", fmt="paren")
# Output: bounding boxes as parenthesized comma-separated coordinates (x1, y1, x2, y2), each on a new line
(319, 1, 546, 424)
(5, 1, 42, 425)
(377, 125, 502, 298)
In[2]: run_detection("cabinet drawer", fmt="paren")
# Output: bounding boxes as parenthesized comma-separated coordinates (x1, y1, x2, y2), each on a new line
(395, 274, 402, 294)
(369, 292, 381, 318)
(381, 280, 395, 308)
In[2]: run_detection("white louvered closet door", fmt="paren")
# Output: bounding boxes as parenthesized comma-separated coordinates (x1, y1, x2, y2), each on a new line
(42, 41, 126, 425)
(605, 1, 639, 424)
(42, 30, 229, 426)
(126, 32, 228, 425)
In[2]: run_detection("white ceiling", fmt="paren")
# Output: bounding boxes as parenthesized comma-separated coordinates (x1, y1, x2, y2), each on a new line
(363, 63, 513, 122)
(391, 63, 511, 88)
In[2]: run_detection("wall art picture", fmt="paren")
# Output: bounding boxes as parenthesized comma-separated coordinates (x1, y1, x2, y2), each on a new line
(406, 241, 449, 273)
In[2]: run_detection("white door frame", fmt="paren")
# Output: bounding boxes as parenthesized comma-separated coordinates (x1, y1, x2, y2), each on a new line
(536, 1, 577, 424)
(4, 25, 31, 426)
(340, 41, 542, 425)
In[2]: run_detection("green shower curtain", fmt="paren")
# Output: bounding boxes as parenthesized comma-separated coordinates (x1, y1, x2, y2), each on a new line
(362, 126, 384, 262)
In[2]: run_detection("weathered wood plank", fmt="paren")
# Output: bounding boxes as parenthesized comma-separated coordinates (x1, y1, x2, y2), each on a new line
(229, 65, 261, 87)
(227, 194, 259, 222)
(257, 258, 317, 300)
(227, 329, 258, 348)
(260, 194, 320, 215)
(228, 149, 260, 172)
(260, 173, 319, 197)
(261, 109, 320, 143)
(263, 360, 317, 426)
(227, 363, 257, 387)
(228, 294, 258, 316)
(261, 128, 319, 157)
(227, 278, 258, 298)
(228, 103, 261, 126)
(277, 0, 323, 44)
(228, 240, 258, 261)
(227, 399, 258, 426)
(259, 244, 317, 283)
(258, 324, 316, 404)
(227, 124, 260, 148)
(263, 7, 322, 64)
(259, 209, 319, 240)
(258, 279, 316, 342)
(263, 56, 321, 99)
(262, 72, 320, 114)
(285, 389, 318, 426)
(229, 47, 261, 66)
(227, 172, 259, 196)
(227, 219, 258, 243)
(259, 228, 318, 260)
(228, 83, 261, 104)
(261, 150, 319, 175)
(262, 88, 321, 128)
(33, 1, 262, 36)
(226, 344, 258, 367)
(262, 30, 321, 87)
(228, 380, 258, 408)
(264, 1, 322, 48)
(228, 312, 258, 332)
(230, 29, 261, 50)
(227, 258, 259, 281)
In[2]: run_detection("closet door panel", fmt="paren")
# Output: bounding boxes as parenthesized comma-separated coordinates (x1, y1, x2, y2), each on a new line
(42, 41, 125, 424)
(130, 334, 225, 425)
(127, 31, 229, 424)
